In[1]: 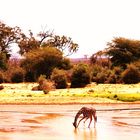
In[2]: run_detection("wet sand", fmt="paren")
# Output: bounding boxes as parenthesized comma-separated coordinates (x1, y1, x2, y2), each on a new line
(0, 104, 139, 140)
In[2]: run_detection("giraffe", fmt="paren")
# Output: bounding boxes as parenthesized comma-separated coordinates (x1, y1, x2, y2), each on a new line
(73, 107, 97, 128)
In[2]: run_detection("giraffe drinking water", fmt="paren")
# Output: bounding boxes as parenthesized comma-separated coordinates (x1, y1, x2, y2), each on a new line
(73, 107, 97, 128)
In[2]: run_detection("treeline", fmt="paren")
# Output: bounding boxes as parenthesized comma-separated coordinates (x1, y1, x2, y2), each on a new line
(90, 37, 140, 84)
(0, 21, 140, 88)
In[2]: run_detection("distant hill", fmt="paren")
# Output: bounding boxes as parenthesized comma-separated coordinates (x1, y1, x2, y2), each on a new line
(70, 58, 90, 64)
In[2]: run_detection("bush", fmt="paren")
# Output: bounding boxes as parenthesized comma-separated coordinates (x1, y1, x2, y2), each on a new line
(0, 71, 4, 83)
(51, 68, 67, 89)
(32, 75, 55, 93)
(71, 63, 91, 88)
(112, 66, 123, 83)
(0, 53, 7, 70)
(91, 65, 113, 83)
(121, 64, 140, 84)
(91, 64, 102, 82)
(0, 85, 4, 90)
(106, 73, 117, 84)
(96, 72, 107, 83)
(11, 67, 25, 83)
(58, 58, 72, 70)
(25, 71, 36, 82)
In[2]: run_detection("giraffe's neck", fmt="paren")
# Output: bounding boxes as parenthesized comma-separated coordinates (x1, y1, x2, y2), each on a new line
(73, 111, 81, 127)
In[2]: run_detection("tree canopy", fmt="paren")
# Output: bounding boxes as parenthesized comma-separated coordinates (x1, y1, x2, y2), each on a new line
(106, 37, 140, 68)
(18, 30, 78, 57)
(0, 22, 22, 59)
(21, 47, 63, 80)
(0, 21, 78, 58)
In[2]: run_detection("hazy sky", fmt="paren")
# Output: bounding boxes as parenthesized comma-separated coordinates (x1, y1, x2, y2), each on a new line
(1, 0, 140, 58)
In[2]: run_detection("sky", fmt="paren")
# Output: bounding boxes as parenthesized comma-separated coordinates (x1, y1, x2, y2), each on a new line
(1, 0, 140, 58)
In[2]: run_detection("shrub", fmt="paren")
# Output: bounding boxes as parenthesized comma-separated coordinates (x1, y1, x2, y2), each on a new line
(96, 72, 107, 83)
(0, 53, 7, 70)
(51, 68, 67, 89)
(106, 73, 117, 84)
(2, 71, 11, 83)
(0, 85, 4, 90)
(91, 64, 102, 82)
(25, 71, 36, 82)
(112, 66, 123, 83)
(91, 65, 113, 83)
(121, 64, 140, 84)
(71, 63, 91, 88)
(58, 58, 72, 70)
(11, 67, 25, 83)
(32, 75, 55, 93)
(91, 64, 102, 77)
(0, 71, 4, 83)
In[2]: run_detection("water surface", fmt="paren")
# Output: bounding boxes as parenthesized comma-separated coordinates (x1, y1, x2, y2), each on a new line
(0, 104, 139, 140)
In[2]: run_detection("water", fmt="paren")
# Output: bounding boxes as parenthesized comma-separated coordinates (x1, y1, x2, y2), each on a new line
(0, 104, 139, 140)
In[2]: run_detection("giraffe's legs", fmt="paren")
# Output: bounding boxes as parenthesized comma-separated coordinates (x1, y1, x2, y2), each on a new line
(92, 113, 97, 128)
(88, 115, 92, 128)
(77, 116, 86, 127)
(83, 117, 89, 123)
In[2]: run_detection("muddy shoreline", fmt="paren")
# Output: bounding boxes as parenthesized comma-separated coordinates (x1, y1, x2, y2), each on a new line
(0, 102, 140, 105)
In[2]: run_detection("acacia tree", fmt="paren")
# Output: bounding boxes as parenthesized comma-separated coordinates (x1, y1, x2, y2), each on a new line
(18, 30, 78, 57)
(0, 21, 23, 70)
(106, 37, 140, 68)
(0, 22, 22, 59)
(43, 35, 78, 57)
(21, 47, 63, 81)
(18, 30, 40, 55)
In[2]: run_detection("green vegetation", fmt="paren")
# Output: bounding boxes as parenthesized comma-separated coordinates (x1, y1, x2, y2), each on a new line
(32, 75, 55, 93)
(0, 83, 140, 103)
(90, 93, 140, 102)
(121, 64, 140, 84)
(0, 21, 140, 89)
(11, 67, 25, 83)
(106, 37, 140, 68)
(51, 68, 67, 89)
(71, 63, 91, 88)
(21, 47, 63, 80)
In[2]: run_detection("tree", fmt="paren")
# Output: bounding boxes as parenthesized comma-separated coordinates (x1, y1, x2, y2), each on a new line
(0, 21, 22, 59)
(18, 30, 78, 57)
(44, 35, 78, 57)
(0, 52, 7, 70)
(21, 47, 63, 80)
(106, 37, 140, 68)
(18, 30, 40, 55)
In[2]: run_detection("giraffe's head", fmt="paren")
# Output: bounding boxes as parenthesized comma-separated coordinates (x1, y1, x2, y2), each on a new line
(73, 122, 77, 128)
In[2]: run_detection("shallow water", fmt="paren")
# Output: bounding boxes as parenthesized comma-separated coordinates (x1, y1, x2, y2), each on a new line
(0, 104, 139, 140)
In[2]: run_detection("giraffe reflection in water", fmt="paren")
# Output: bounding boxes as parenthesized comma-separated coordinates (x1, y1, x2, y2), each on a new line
(74, 127, 97, 140)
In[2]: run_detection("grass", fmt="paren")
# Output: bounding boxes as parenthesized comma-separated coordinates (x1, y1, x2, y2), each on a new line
(0, 83, 140, 104)
(90, 93, 140, 102)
